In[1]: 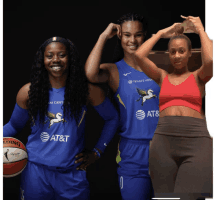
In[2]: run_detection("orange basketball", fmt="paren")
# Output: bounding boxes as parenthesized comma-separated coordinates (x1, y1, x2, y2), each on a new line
(3, 137, 28, 178)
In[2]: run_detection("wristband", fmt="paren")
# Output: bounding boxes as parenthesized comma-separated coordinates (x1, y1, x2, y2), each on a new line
(92, 148, 101, 158)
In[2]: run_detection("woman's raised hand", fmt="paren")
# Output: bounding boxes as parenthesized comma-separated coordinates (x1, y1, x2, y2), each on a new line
(101, 23, 121, 40)
(181, 15, 204, 34)
(159, 23, 183, 38)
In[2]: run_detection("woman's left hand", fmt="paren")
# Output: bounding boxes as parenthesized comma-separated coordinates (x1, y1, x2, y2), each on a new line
(160, 23, 184, 38)
(75, 149, 100, 171)
(181, 15, 204, 34)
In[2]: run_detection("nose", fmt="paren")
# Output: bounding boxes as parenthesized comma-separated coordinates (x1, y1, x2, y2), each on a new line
(130, 35, 136, 43)
(52, 55, 60, 63)
(175, 52, 181, 58)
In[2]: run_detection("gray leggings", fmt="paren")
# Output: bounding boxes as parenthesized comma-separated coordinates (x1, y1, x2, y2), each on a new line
(149, 116, 212, 199)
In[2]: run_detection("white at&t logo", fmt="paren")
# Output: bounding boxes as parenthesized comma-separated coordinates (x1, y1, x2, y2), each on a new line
(136, 110, 145, 120)
(40, 132, 50, 142)
(40, 132, 70, 142)
(135, 110, 159, 120)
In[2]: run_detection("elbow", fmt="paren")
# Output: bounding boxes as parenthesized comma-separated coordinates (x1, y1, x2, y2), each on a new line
(134, 50, 143, 60)
(84, 66, 92, 80)
(134, 51, 145, 65)
(85, 69, 98, 83)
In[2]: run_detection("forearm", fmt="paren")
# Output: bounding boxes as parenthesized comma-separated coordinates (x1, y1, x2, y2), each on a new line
(93, 97, 119, 153)
(3, 103, 29, 137)
(136, 31, 162, 58)
(134, 31, 164, 84)
(3, 122, 18, 137)
(85, 34, 108, 82)
(94, 116, 119, 153)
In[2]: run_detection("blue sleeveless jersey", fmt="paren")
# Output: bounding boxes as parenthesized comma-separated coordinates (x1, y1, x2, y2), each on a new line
(26, 87, 87, 168)
(114, 59, 160, 140)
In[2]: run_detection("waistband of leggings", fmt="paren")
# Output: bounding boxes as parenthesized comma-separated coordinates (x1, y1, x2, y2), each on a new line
(155, 116, 211, 138)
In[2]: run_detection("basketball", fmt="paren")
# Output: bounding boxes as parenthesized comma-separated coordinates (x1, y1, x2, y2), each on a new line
(3, 137, 28, 178)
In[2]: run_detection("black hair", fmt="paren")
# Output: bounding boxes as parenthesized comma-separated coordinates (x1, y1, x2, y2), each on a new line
(27, 37, 89, 125)
(112, 12, 147, 63)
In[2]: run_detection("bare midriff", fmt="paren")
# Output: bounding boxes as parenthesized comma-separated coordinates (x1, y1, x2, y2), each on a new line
(160, 106, 204, 119)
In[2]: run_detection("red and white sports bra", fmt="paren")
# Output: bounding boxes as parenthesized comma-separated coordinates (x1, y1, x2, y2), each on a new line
(159, 74, 202, 113)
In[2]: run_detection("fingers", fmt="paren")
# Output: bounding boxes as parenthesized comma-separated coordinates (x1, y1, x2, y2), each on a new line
(75, 151, 99, 171)
(75, 152, 87, 163)
(75, 157, 84, 164)
(172, 22, 181, 27)
(75, 152, 84, 158)
(76, 162, 89, 171)
(181, 15, 187, 19)
(188, 16, 197, 19)
(104, 23, 121, 39)
(181, 15, 200, 20)
(181, 15, 193, 19)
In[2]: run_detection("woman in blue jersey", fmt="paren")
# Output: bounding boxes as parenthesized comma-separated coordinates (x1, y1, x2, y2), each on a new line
(84, 13, 160, 200)
(3, 36, 119, 200)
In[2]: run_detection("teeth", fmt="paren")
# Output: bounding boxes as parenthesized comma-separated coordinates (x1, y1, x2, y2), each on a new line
(129, 45, 138, 49)
(52, 66, 61, 71)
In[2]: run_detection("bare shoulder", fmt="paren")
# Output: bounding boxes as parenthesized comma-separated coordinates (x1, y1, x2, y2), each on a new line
(88, 83, 106, 106)
(16, 83, 31, 109)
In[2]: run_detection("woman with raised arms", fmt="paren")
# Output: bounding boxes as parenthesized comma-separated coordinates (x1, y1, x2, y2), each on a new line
(135, 16, 213, 199)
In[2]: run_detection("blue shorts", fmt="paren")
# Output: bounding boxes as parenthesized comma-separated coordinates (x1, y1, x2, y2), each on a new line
(20, 161, 90, 200)
(117, 137, 154, 200)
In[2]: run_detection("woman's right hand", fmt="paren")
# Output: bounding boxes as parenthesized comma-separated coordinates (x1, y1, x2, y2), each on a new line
(101, 23, 121, 40)
(159, 23, 183, 38)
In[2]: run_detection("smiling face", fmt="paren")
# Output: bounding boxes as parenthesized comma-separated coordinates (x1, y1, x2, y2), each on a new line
(168, 38, 192, 70)
(44, 42, 69, 79)
(120, 20, 145, 56)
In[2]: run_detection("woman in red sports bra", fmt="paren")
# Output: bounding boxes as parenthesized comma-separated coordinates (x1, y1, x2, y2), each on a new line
(135, 16, 213, 199)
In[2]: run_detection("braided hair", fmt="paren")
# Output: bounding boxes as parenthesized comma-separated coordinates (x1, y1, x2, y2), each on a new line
(112, 12, 147, 63)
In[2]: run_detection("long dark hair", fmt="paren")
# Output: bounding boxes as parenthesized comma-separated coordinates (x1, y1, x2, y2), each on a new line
(112, 12, 148, 63)
(27, 37, 89, 125)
